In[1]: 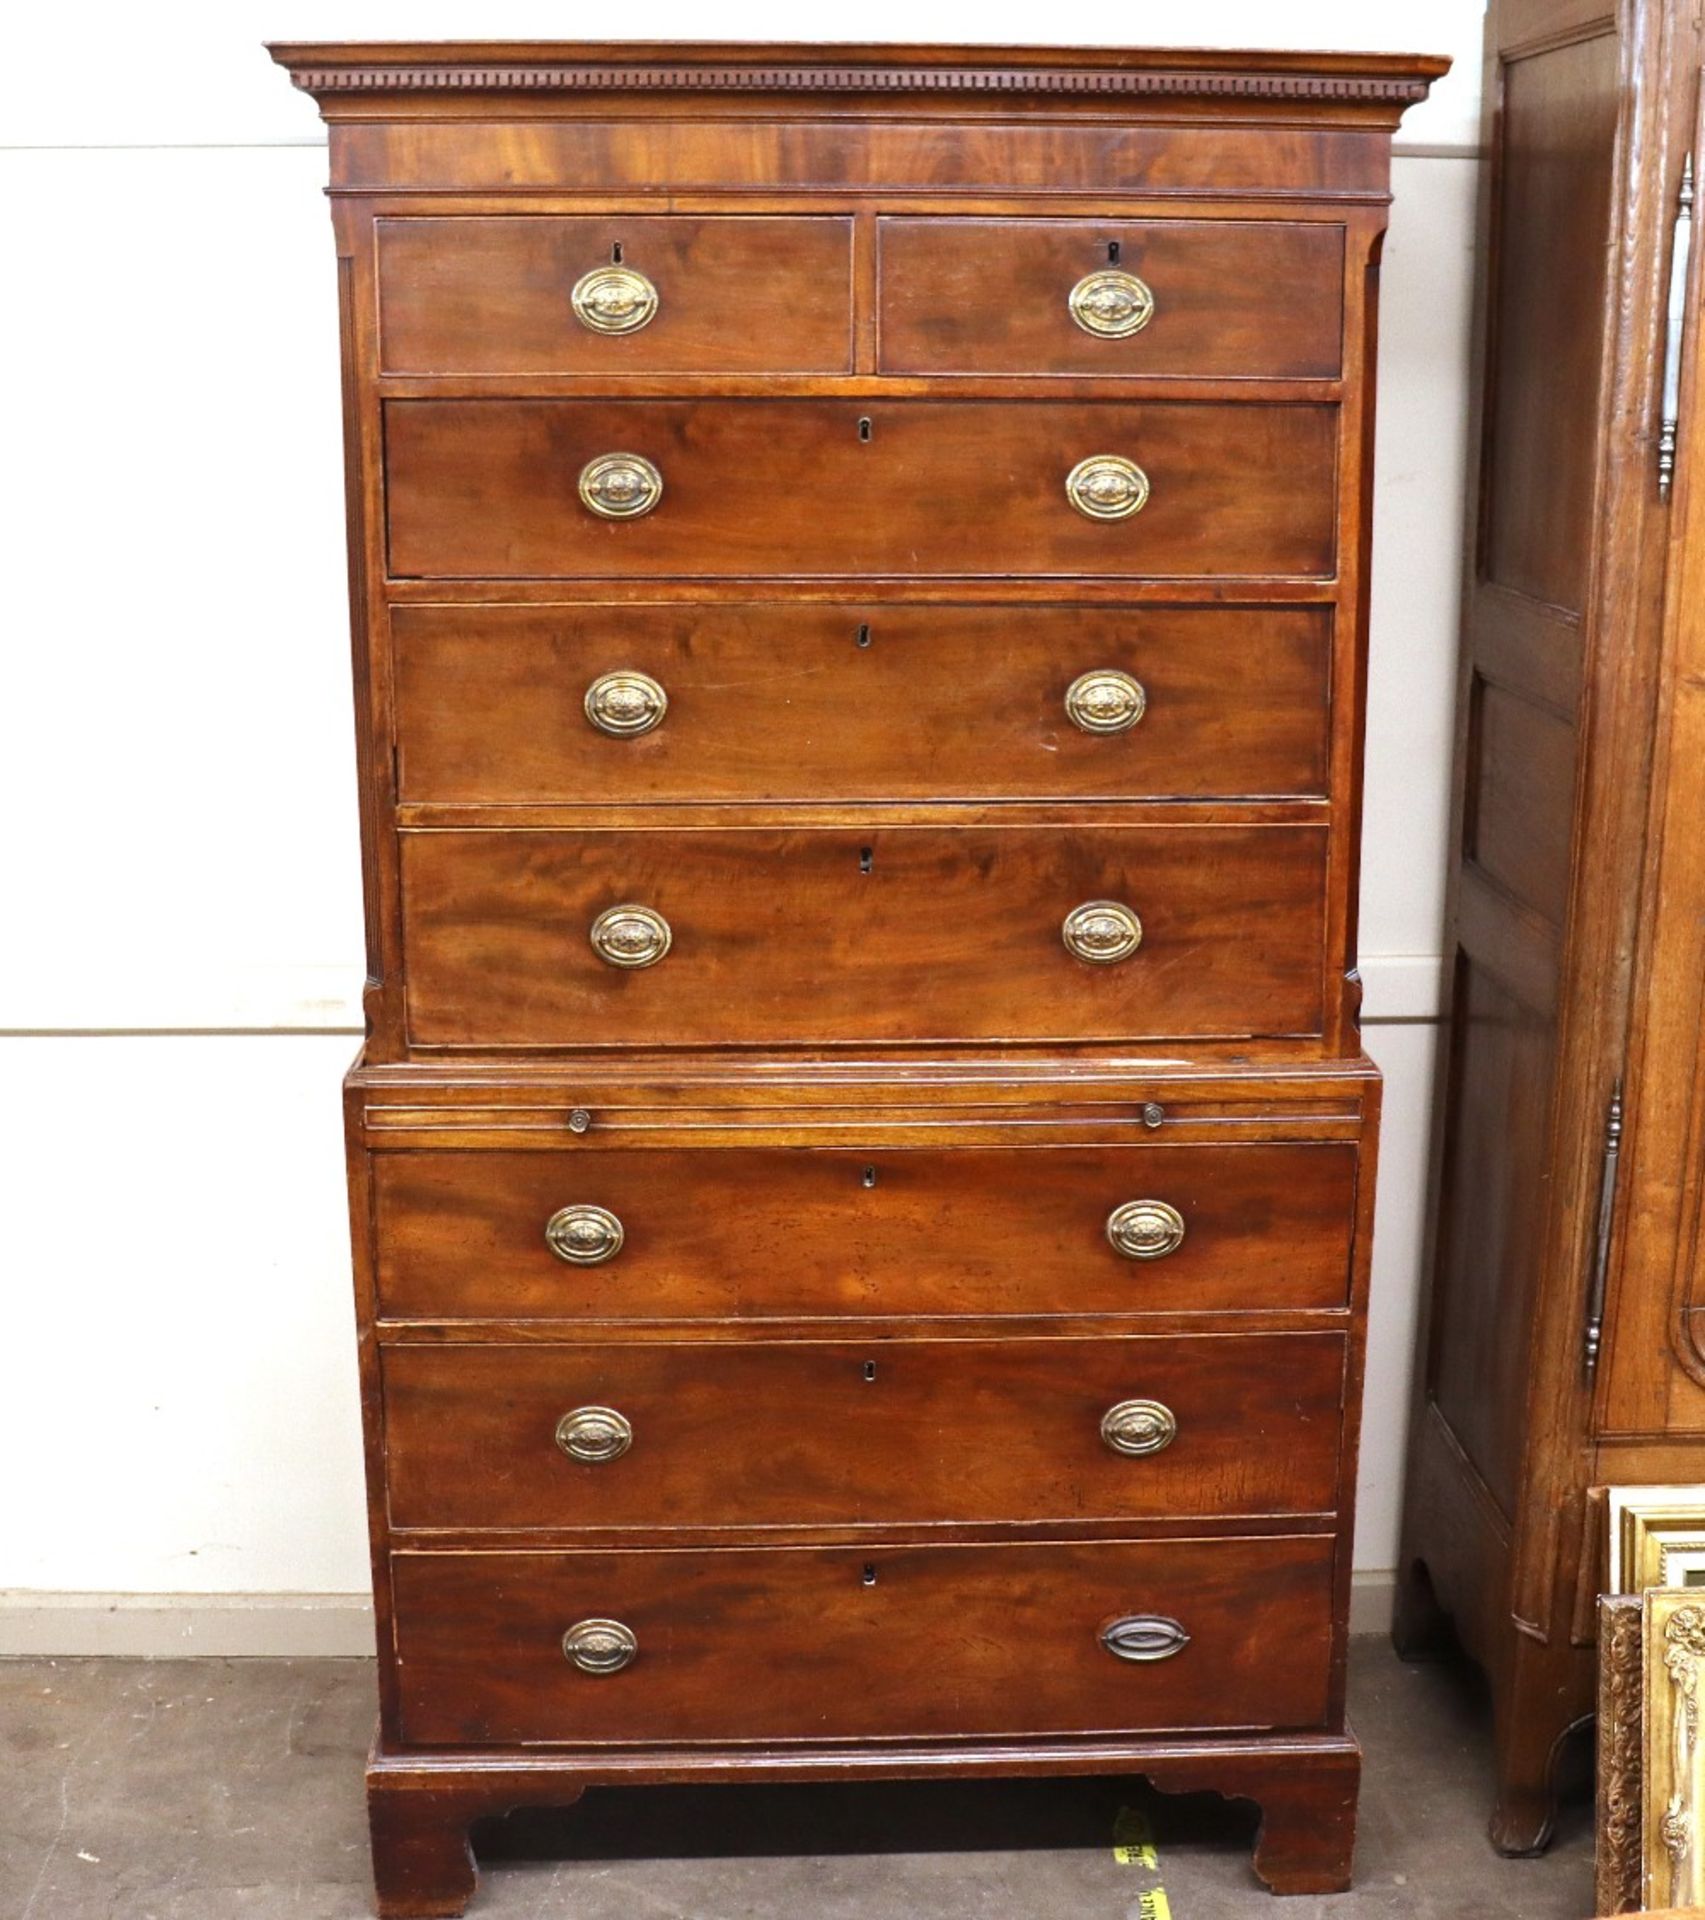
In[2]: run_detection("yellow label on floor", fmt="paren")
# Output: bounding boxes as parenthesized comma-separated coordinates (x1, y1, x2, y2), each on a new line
(1112, 1805, 1158, 1868)
(1136, 1889, 1173, 1920)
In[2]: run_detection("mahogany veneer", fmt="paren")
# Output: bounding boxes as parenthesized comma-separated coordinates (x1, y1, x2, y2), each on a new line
(273, 38, 1441, 1914)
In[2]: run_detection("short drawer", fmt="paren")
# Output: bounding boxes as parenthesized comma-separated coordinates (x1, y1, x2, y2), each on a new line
(377, 215, 854, 374)
(398, 823, 1329, 1049)
(391, 604, 1332, 805)
(380, 1332, 1345, 1530)
(383, 399, 1338, 580)
(373, 1142, 1358, 1322)
(878, 218, 1344, 378)
(389, 1533, 1337, 1745)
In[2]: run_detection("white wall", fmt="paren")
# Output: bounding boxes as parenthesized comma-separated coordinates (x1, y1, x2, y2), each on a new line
(0, 1, 1485, 1648)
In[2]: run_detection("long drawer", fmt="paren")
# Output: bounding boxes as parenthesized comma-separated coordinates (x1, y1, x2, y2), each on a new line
(380, 1332, 1345, 1530)
(391, 603, 1333, 806)
(389, 1533, 1337, 1746)
(383, 399, 1338, 580)
(373, 1141, 1358, 1321)
(398, 823, 1329, 1049)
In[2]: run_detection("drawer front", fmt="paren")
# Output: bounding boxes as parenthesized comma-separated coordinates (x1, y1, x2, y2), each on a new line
(380, 1332, 1345, 1529)
(377, 215, 855, 375)
(374, 1142, 1358, 1321)
(392, 604, 1332, 805)
(390, 1533, 1336, 1745)
(399, 824, 1329, 1048)
(384, 399, 1337, 580)
(878, 218, 1344, 378)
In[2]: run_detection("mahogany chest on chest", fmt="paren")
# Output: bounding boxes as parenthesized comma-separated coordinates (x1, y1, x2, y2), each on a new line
(271, 40, 1443, 1914)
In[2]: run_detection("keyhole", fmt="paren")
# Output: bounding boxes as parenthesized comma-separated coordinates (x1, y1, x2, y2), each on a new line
(856, 624, 872, 648)
(863, 1360, 878, 1382)
(859, 847, 874, 875)
(1107, 240, 1121, 264)
(862, 1165, 877, 1189)
(611, 240, 624, 263)
(862, 1563, 878, 1586)
(858, 416, 873, 442)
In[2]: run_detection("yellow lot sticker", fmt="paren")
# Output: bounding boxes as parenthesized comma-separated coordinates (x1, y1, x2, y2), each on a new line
(1136, 1890, 1173, 1920)
(1112, 1804, 1159, 1868)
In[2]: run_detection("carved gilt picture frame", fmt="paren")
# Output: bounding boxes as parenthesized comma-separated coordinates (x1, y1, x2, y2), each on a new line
(1643, 1589, 1705, 1909)
(1609, 1487, 1705, 1593)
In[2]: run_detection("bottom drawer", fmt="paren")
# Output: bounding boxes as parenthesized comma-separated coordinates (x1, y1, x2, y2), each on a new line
(390, 1534, 1336, 1746)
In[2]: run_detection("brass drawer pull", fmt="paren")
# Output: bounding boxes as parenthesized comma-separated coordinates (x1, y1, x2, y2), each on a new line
(590, 903, 672, 969)
(1066, 454, 1149, 521)
(1065, 668, 1146, 734)
(555, 1406, 633, 1464)
(1106, 1199, 1186, 1261)
(579, 452, 663, 520)
(1101, 1614, 1190, 1662)
(571, 264, 659, 336)
(1101, 1398, 1177, 1457)
(1062, 900, 1142, 965)
(545, 1203, 624, 1265)
(585, 669, 668, 738)
(562, 1617, 638, 1674)
(1068, 269, 1156, 339)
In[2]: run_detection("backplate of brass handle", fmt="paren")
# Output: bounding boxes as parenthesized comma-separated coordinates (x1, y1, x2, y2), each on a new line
(555, 1406, 633, 1464)
(1065, 669, 1146, 734)
(1062, 900, 1142, 965)
(1101, 1398, 1178, 1457)
(585, 669, 668, 737)
(1106, 1199, 1186, 1261)
(1068, 269, 1156, 339)
(571, 264, 659, 336)
(1101, 1614, 1190, 1662)
(589, 903, 672, 969)
(562, 1617, 638, 1674)
(1065, 454, 1150, 521)
(545, 1203, 625, 1265)
(578, 452, 663, 519)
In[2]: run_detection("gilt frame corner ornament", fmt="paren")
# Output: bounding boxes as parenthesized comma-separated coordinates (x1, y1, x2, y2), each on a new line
(1597, 1593, 1643, 1916)
(1609, 1485, 1705, 1595)
(1643, 1590, 1705, 1909)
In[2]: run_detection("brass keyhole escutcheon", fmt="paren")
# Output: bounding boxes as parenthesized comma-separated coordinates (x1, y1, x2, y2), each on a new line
(1065, 455, 1150, 521)
(1068, 269, 1156, 338)
(585, 670, 668, 738)
(1106, 1199, 1186, 1261)
(1061, 900, 1143, 965)
(570, 264, 659, 335)
(1065, 669, 1147, 735)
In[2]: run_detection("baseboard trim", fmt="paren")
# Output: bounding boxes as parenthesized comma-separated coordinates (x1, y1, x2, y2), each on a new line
(0, 1590, 376, 1658)
(1, 1577, 1400, 1659)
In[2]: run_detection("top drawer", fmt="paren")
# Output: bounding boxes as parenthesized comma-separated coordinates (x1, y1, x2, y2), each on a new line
(376, 216, 855, 375)
(879, 219, 1345, 379)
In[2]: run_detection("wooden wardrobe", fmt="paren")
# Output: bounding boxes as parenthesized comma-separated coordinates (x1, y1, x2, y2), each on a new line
(1396, 0, 1705, 1853)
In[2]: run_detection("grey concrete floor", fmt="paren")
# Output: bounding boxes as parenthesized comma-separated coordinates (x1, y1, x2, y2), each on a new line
(1, 1643, 1592, 1919)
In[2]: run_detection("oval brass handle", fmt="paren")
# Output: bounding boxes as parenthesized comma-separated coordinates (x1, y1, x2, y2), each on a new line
(1066, 454, 1150, 522)
(579, 452, 663, 520)
(589, 903, 672, 969)
(1107, 1200, 1186, 1261)
(1062, 900, 1142, 965)
(562, 1617, 637, 1674)
(1065, 669, 1146, 735)
(1101, 1614, 1190, 1663)
(545, 1203, 624, 1265)
(571, 264, 659, 336)
(1101, 1398, 1177, 1457)
(585, 670, 668, 738)
(1069, 269, 1156, 339)
(555, 1406, 633, 1464)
